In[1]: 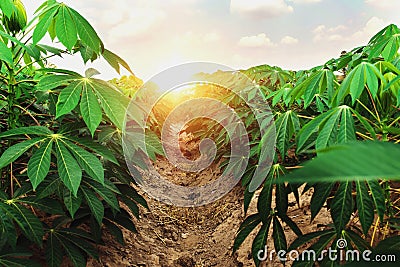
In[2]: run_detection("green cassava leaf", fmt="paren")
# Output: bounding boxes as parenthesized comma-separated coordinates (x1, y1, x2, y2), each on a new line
(233, 213, 261, 252)
(283, 141, 400, 183)
(257, 178, 273, 223)
(33, 6, 59, 44)
(89, 79, 129, 129)
(102, 49, 133, 75)
(272, 217, 287, 263)
(0, 203, 44, 246)
(55, 6, 77, 50)
(81, 186, 104, 225)
(63, 188, 82, 218)
(331, 181, 353, 232)
(275, 110, 299, 156)
(252, 219, 271, 267)
(80, 82, 102, 136)
(68, 8, 101, 53)
(0, 137, 46, 169)
(367, 179, 386, 221)
(310, 182, 334, 221)
(28, 139, 53, 189)
(296, 109, 336, 153)
(55, 141, 82, 196)
(36, 75, 77, 91)
(66, 136, 118, 164)
(56, 80, 84, 118)
(355, 180, 374, 235)
(0, 41, 13, 65)
(0, 126, 52, 138)
(46, 232, 63, 267)
(62, 140, 104, 184)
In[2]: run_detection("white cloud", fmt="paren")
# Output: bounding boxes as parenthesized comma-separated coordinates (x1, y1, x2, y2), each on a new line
(312, 24, 347, 42)
(365, 0, 400, 9)
(351, 17, 387, 43)
(311, 17, 389, 48)
(238, 33, 276, 48)
(230, 0, 293, 19)
(107, 7, 166, 40)
(281, 35, 299, 45)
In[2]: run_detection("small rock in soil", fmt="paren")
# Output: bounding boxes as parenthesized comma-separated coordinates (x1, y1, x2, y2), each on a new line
(175, 255, 195, 267)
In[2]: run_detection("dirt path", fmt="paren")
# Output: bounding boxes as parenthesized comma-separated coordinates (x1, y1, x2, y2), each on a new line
(88, 131, 331, 267)
(87, 165, 331, 266)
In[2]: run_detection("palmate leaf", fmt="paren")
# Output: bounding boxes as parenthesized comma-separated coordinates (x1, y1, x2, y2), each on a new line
(56, 80, 84, 118)
(58, 231, 98, 260)
(0, 126, 52, 138)
(315, 106, 356, 151)
(281, 141, 400, 184)
(355, 180, 374, 235)
(331, 181, 353, 233)
(28, 139, 53, 189)
(88, 79, 130, 129)
(62, 140, 104, 184)
(368, 24, 400, 61)
(275, 110, 300, 156)
(63, 189, 82, 218)
(233, 213, 261, 252)
(102, 49, 134, 75)
(55, 5, 77, 51)
(0, 203, 44, 246)
(80, 186, 104, 225)
(66, 136, 118, 164)
(367, 179, 386, 221)
(251, 218, 271, 267)
(335, 62, 385, 105)
(33, 6, 59, 44)
(46, 231, 63, 267)
(80, 83, 102, 136)
(257, 178, 273, 223)
(0, 41, 13, 65)
(35, 75, 78, 91)
(310, 182, 334, 221)
(85, 179, 119, 211)
(293, 233, 336, 267)
(0, 137, 46, 169)
(55, 236, 86, 267)
(272, 217, 287, 262)
(68, 8, 101, 53)
(296, 108, 335, 153)
(55, 141, 82, 196)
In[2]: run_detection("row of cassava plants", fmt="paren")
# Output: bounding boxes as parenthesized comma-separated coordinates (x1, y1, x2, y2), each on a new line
(231, 24, 400, 266)
(0, 1, 148, 266)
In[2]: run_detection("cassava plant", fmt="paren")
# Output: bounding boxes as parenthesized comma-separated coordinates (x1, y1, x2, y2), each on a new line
(0, 1, 147, 266)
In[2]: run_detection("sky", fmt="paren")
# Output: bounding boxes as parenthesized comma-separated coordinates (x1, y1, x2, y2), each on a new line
(23, 0, 400, 81)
